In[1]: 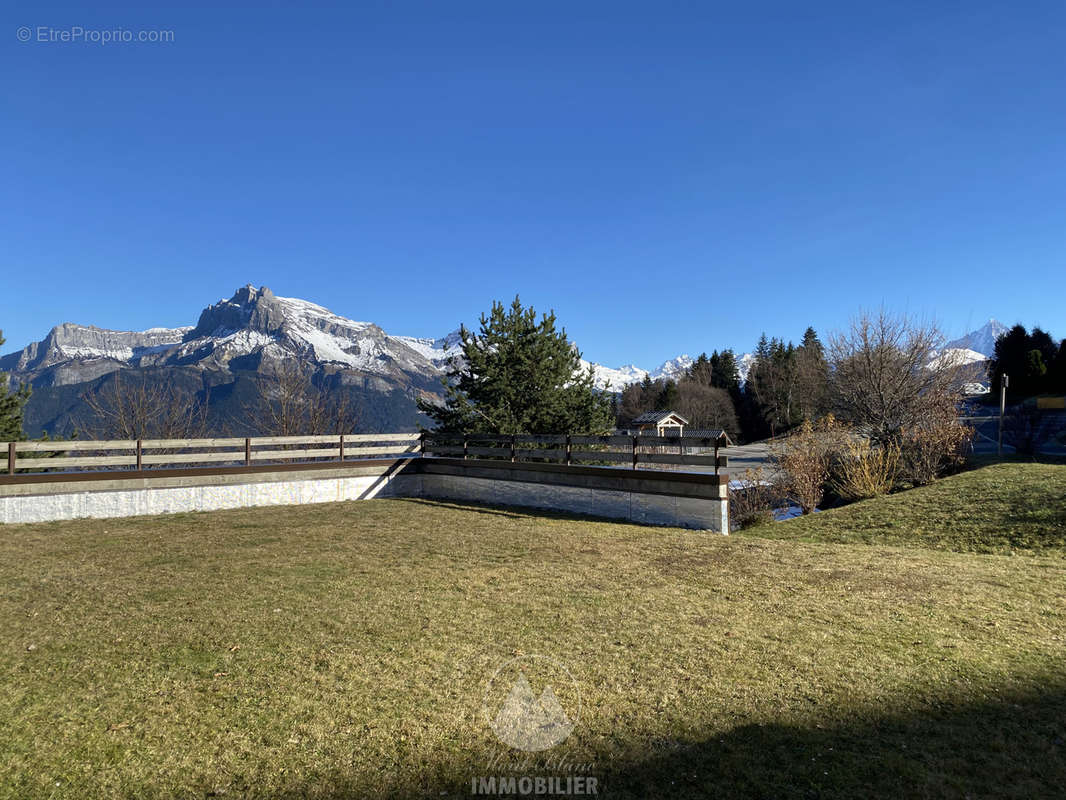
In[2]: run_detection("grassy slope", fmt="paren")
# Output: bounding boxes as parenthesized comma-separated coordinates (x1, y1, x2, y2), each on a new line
(755, 463, 1066, 556)
(1, 497, 1064, 798)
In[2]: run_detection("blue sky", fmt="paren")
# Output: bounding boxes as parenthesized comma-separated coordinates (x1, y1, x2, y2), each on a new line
(4, 1, 1064, 366)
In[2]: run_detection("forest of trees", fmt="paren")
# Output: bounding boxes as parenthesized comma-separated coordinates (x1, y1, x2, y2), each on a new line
(616, 327, 831, 443)
(989, 324, 1066, 400)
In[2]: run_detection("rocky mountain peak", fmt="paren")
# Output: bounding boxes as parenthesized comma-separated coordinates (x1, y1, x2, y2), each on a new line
(185, 285, 286, 340)
(945, 319, 1009, 358)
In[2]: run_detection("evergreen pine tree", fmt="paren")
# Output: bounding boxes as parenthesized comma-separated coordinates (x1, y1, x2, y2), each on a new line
(688, 353, 713, 385)
(418, 297, 613, 434)
(794, 326, 829, 420)
(0, 331, 30, 441)
(657, 379, 680, 410)
(712, 349, 741, 395)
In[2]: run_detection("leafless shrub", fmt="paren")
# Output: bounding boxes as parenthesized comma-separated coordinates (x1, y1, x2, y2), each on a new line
(899, 397, 973, 485)
(830, 437, 900, 501)
(728, 468, 786, 530)
(773, 416, 846, 514)
(1002, 407, 1059, 457)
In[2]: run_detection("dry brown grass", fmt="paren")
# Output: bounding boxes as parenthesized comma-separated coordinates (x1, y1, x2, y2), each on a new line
(0, 496, 1064, 798)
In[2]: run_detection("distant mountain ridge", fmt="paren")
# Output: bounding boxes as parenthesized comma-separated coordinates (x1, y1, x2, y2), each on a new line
(944, 319, 1009, 358)
(0, 289, 1009, 434)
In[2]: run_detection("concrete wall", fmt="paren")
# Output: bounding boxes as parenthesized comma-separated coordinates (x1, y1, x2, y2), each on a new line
(417, 459, 728, 533)
(0, 463, 418, 525)
(0, 458, 728, 532)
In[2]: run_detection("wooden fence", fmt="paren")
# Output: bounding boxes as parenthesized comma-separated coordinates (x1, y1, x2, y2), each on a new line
(3, 431, 729, 477)
(4, 433, 421, 475)
(421, 432, 729, 473)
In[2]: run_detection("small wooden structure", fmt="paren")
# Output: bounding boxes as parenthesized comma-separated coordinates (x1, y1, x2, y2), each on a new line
(629, 410, 689, 437)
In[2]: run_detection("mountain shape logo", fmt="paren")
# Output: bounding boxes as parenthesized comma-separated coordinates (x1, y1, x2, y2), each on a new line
(488, 667, 577, 751)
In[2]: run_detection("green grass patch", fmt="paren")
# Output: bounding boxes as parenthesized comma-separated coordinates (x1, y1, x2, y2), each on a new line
(756, 463, 1066, 556)
(0, 496, 1064, 797)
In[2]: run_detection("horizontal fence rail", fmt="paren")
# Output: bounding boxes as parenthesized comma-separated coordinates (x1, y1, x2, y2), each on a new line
(421, 432, 729, 473)
(5, 433, 421, 476)
(3, 431, 729, 479)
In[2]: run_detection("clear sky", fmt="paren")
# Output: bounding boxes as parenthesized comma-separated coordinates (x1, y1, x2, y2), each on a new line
(4, 1, 1064, 367)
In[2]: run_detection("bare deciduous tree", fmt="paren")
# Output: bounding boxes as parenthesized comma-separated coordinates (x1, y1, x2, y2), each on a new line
(676, 381, 740, 439)
(80, 371, 210, 440)
(244, 360, 360, 436)
(828, 310, 964, 445)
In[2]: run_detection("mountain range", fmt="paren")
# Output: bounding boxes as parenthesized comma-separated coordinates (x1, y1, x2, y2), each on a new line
(0, 286, 1005, 435)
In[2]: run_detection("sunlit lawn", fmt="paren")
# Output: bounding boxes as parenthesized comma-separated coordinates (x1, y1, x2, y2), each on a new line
(1, 480, 1064, 798)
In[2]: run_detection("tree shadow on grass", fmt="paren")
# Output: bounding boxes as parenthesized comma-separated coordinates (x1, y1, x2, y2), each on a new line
(262, 683, 1066, 799)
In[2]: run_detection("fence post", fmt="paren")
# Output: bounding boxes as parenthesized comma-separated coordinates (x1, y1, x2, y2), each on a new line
(631, 435, 639, 470)
(339, 434, 345, 462)
(510, 434, 516, 463)
(565, 435, 572, 466)
(463, 438, 469, 460)
(136, 439, 142, 471)
(420, 431, 426, 457)
(244, 437, 251, 466)
(7, 442, 14, 476)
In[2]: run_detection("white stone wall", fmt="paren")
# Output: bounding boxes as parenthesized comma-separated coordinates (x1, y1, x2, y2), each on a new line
(0, 473, 420, 525)
(0, 467, 726, 532)
(419, 474, 727, 533)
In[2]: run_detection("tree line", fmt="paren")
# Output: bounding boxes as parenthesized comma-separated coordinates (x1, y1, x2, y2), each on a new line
(989, 324, 1066, 400)
(614, 326, 830, 442)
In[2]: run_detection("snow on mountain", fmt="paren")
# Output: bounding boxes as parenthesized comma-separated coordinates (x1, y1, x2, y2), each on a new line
(581, 361, 649, 390)
(653, 355, 694, 381)
(393, 331, 465, 369)
(580, 355, 696, 390)
(945, 319, 1008, 358)
(5, 288, 1008, 401)
(927, 347, 988, 371)
(737, 352, 756, 384)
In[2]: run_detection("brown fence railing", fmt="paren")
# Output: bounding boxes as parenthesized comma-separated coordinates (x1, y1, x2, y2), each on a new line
(421, 432, 729, 473)
(4, 433, 421, 475)
(3, 431, 730, 478)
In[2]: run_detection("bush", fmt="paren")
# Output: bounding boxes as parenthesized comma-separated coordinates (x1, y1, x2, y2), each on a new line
(773, 417, 845, 514)
(830, 437, 900, 500)
(899, 408, 972, 485)
(728, 468, 786, 530)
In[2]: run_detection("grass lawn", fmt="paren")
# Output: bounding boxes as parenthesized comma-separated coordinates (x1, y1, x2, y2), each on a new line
(0, 472, 1064, 798)
(756, 462, 1066, 556)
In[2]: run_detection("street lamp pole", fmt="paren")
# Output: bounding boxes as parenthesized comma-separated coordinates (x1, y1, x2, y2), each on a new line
(997, 373, 1009, 457)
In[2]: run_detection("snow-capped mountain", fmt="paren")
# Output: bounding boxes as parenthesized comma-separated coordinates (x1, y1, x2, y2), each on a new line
(737, 352, 756, 384)
(1, 286, 448, 393)
(926, 347, 988, 371)
(1, 288, 1010, 432)
(944, 319, 1009, 359)
(580, 361, 650, 390)
(580, 354, 695, 390)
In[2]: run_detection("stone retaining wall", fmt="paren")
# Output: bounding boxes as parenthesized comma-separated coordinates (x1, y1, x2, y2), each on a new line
(0, 458, 728, 532)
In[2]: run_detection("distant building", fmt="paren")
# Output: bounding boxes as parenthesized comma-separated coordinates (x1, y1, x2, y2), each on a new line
(628, 410, 689, 437)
